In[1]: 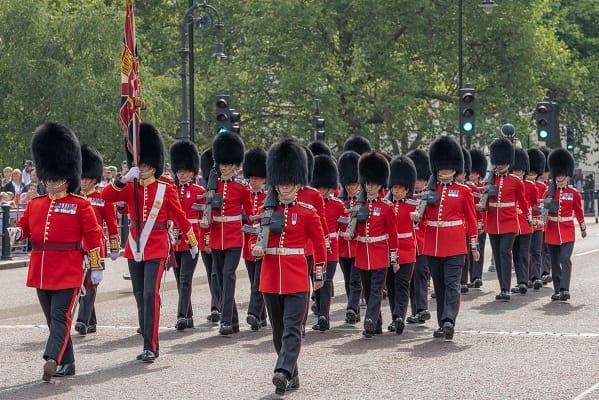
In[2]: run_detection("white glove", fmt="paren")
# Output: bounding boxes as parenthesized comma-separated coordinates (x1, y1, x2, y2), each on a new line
(109, 251, 119, 261)
(189, 245, 199, 259)
(7, 227, 22, 245)
(124, 166, 140, 182)
(91, 270, 104, 285)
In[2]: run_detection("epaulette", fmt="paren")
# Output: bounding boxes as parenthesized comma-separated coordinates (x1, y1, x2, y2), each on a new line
(381, 198, 393, 206)
(303, 186, 319, 192)
(456, 182, 470, 189)
(298, 201, 316, 211)
(30, 194, 48, 202)
(158, 177, 172, 184)
(234, 178, 249, 185)
(509, 173, 520, 179)
(70, 193, 87, 200)
(329, 197, 345, 205)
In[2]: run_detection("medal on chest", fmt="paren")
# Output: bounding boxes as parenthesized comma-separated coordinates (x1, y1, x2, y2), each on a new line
(55, 202, 77, 214)
(373, 207, 381, 216)
(562, 192, 573, 201)
(448, 189, 459, 198)
(291, 213, 297, 225)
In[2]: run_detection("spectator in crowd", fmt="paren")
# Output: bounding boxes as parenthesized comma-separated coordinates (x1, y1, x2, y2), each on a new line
(19, 183, 40, 207)
(0, 191, 13, 206)
(29, 169, 47, 195)
(22, 160, 34, 185)
(584, 174, 595, 212)
(108, 165, 118, 180)
(98, 166, 113, 188)
(2, 169, 26, 206)
(120, 160, 129, 176)
(2, 167, 13, 186)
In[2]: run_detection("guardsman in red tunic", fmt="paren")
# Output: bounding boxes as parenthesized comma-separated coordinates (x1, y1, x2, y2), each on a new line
(74, 144, 119, 337)
(405, 149, 433, 324)
(342, 151, 398, 337)
(336, 151, 364, 324)
(544, 149, 586, 301)
(200, 133, 253, 335)
(481, 137, 530, 301)
(539, 146, 553, 283)
(526, 148, 547, 290)
(102, 123, 198, 362)
(308, 140, 332, 158)
(412, 136, 479, 340)
(311, 155, 345, 331)
(242, 147, 268, 330)
(9, 123, 104, 381)
(385, 155, 417, 335)
(252, 140, 327, 396)
(456, 147, 475, 293)
(510, 148, 538, 295)
(467, 149, 488, 289)
(169, 140, 205, 331)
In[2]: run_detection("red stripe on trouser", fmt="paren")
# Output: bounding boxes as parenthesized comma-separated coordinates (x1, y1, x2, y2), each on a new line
(152, 259, 165, 352)
(58, 288, 79, 364)
(290, 293, 309, 378)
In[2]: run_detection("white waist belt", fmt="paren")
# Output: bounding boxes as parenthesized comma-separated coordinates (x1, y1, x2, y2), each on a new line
(213, 214, 242, 222)
(328, 232, 338, 238)
(427, 220, 464, 227)
(188, 218, 199, 223)
(357, 234, 389, 243)
(265, 247, 305, 255)
(548, 216, 574, 222)
(397, 232, 413, 239)
(489, 202, 516, 208)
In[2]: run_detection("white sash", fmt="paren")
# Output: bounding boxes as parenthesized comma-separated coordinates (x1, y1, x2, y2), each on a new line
(128, 182, 167, 262)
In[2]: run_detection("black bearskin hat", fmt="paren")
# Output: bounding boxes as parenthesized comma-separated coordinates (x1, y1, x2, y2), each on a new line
(459, 147, 472, 175)
(429, 136, 463, 174)
(539, 146, 551, 173)
(548, 148, 574, 178)
(527, 148, 546, 176)
(267, 139, 308, 186)
(469, 149, 488, 178)
(358, 151, 389, 186)
(311, 155, 339, 189)
(170, 140, 200, 176)
(308, 141, 332, 157)
(200, 148, 214, 179)
(302, 144, 315, 184)
(338, 151, 360, 186)
(81, 144, 103, 183)
(389, 155, 416, 192)
(212, 133, 244, 166)
(512, 147, 530, 173)
(243, 147, 267, 179)
(343, 135, 372, 155)
(125, 122, 165, 178)
(490, 137, 514, 166)
(32, 122, 81, 193)
(406, 149, 431, 181)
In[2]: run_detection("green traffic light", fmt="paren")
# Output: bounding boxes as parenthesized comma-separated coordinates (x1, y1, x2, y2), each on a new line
(538, 129, 549, 139)
(217, 127, 229, 134)
(567, 144, 574, 150)
(463, 122, 473, 132)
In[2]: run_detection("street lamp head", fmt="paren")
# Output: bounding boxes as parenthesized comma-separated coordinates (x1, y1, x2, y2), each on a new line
(479, 0, 497, 15)
(213, 42, 226, 60)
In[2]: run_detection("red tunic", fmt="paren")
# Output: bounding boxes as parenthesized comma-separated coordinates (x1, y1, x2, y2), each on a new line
(468, 180, 487, 233)
(354, 198, 398, 270)
(82, 189, 118, 257)
(173, 182, 205, 252)
(485, 174, 529, 235)
(411, 192, 427, 256)
(391, 199, 416, 264)
(517, 180, 538, 235)
(323, 196, 346, 262)
(209, 178, 254, 250)
(297, 186, 329, 257)
(258, 202, 327, 294)
(102, 177, 193, 260)
(338, 195, 358, 258)
(242, 189, 267, 261)
(544, 186, 584, 245)
(534, 181, 548, 232)
(17, 193, 104, 290)
(422, 182, 478, 257)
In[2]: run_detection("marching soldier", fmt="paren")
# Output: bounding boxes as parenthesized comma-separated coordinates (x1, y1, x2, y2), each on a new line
(9, 123, 104, 381)
(343, 135, 372, 155)
(242, 147, 268, 330)
(251, 139, 327, 395)
(467, 148, 488, 289)
(411, 136, 478, 340)
(545, 148, 586, 301)
(342, 151, 398, 337)
(200, 132, 253, 335)
(539, 146, 553, 284)
(456, 147, 473, 293)
(482, 137, 530, 301)
(308, 141, 332, 157)
(526, 148, 547, 290)
(102, 123, 198, 362)
(75, 144, 119, 337)
(311, 155, 345, 331)
(406, 149, 432, 324)
(170, 139, 205, 331)
(386, 155, 417, 334)
(337, 151, 364, 324)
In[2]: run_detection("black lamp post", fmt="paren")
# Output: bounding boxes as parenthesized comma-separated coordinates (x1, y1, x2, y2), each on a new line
(459, 0, 496, 149)
(179, 2, 226, 142)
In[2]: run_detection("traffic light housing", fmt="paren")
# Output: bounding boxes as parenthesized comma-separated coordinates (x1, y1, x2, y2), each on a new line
(311, 100, 325, 142)
(535, 101, 552, 141)
(566, 127, 575, 151)
(215, 94, 230, 134)
(230, 109, 241, 135)
(459, 88, 475, 136)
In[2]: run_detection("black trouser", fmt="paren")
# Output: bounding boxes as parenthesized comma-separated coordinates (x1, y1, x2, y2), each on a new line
(488, 233, 516, 291)
(358, 268, 387, 330)
(429, 255, 463, 327)
(410, 254, 429, 315)
(246, 259, 266, 322)
(174, 251, 199, 319)
(264, 292, 307, 379)
(339, 257, 362, 314)
(77, 270, 97, 326)
(470, 233, 486, 281)
(386, 263, 414, 320)
(529, 231, 543, 280)
(548, 242, 574, 292)
(129, 258, 164, 353)
(512, 233, 531, 285)
(461, 234, 471, 285)
(201, 251, 220, 313)
(37, 288, 78, 365)
(314, 261, 337, 319)
(212, 248, 241, 326)
(542, 240, 551, 276)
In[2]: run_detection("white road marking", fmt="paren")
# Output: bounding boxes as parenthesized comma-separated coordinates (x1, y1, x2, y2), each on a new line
(573, 382, 599, 400)
(573, 248, 599, 257)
